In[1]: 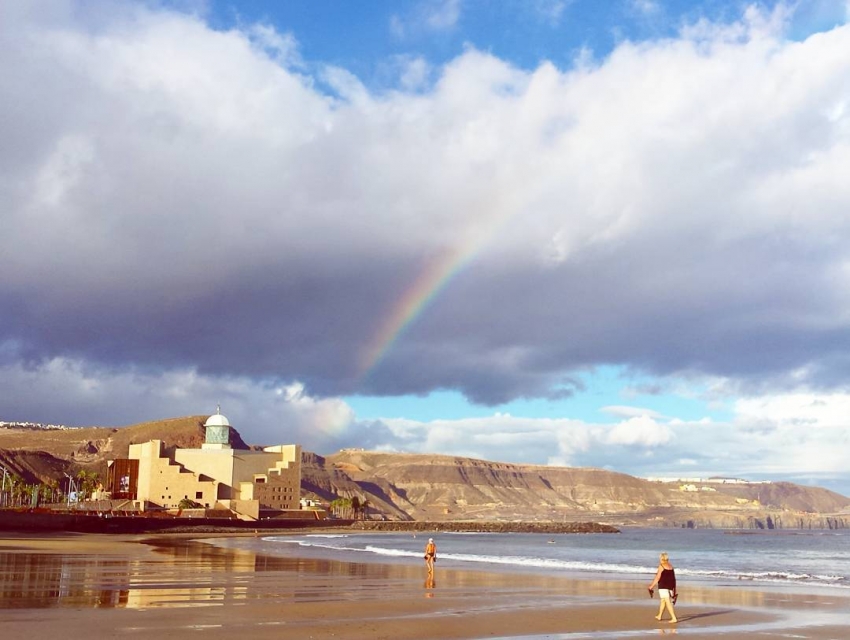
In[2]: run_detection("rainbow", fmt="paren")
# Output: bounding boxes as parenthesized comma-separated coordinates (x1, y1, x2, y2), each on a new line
(358, 243, 472, 378)
(359, 193, 520, 379)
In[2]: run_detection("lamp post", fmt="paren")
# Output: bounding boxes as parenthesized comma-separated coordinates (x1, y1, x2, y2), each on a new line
(63, 473, 77, 510)
(0, 465, 7, 508)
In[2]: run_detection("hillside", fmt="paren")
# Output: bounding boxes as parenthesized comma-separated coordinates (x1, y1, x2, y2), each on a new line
(2, 416, 849, 528)
(0, 416, 250, 484)
(312, 450, 850, 527)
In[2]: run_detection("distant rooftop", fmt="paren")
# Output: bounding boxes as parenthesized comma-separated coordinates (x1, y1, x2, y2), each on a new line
(0, 421, 68, 430)
(646, 476, 771, 485)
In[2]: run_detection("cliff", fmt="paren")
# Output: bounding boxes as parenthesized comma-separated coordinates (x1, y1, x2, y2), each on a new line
(308, 450, 850, 528)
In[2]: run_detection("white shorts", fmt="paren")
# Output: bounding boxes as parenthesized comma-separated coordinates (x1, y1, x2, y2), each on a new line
(658, 589, 673, 601)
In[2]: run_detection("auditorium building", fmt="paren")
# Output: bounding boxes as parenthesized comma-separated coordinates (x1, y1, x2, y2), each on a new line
(106, 410, 301, 520)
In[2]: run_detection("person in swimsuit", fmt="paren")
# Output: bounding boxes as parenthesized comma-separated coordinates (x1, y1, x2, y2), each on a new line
(648, 552, 678, 623)
(424, 538, 436, 573)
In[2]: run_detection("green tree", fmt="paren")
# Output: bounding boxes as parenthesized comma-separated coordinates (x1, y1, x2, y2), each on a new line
(75, 470, 100, 501)
(6, 473, 24, 507)
(39, 483, 55, 505)
(330, 497, 352, 519)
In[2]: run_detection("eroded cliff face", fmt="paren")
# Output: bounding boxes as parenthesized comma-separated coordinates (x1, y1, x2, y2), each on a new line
(307, 450, 850, 526)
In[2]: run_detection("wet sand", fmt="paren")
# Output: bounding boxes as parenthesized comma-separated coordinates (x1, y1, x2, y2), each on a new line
(0, 532, 848, 639)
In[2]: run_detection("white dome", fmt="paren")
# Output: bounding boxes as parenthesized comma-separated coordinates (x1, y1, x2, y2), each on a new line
(204, 413, 230, 428)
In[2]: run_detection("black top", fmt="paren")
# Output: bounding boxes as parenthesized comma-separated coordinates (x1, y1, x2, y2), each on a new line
(659, 567, 676, 590)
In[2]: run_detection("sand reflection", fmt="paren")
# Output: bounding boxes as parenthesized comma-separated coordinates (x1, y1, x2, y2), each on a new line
(0, 538, 437, 609)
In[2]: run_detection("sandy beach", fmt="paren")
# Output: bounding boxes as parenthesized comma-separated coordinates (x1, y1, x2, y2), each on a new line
(0, 531, 848, 639)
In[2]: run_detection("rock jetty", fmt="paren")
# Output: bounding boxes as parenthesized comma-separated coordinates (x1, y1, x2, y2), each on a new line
(351, 520, 619, 534)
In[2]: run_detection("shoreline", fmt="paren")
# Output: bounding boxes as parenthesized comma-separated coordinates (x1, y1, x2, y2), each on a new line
(0, 531, 847, 639)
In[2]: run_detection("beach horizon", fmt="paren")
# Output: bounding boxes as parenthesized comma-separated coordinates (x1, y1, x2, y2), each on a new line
(0, 530, 848, 639)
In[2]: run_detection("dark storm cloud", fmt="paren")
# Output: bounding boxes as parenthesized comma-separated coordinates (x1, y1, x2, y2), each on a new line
(2, 2, 850, 410)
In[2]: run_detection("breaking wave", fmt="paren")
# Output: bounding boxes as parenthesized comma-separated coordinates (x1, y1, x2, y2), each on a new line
(264, 536, 847, 588)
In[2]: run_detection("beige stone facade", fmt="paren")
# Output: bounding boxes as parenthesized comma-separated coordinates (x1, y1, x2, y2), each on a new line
(121, 412, 301, 520)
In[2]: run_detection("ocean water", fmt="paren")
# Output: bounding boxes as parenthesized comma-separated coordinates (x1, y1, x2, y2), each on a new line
(210, 527, 850, 593)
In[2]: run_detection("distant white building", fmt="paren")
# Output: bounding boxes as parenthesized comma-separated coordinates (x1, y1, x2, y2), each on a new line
(647, 476, 770, 486)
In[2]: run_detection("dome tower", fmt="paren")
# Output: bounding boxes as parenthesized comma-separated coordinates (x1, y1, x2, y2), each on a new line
(203, 406, 232, 449)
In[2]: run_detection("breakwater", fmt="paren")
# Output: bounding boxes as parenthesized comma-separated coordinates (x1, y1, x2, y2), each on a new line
(351, 520, 619, 534)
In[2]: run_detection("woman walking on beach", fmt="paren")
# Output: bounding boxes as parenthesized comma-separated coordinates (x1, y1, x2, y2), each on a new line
(648, 552, 678, 623)
(424, 538, 437, 573)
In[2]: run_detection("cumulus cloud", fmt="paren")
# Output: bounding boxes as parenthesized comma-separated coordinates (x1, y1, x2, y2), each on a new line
(377, 391, 850, 492)
(3, 2, 850, 492)
(5, 2, 850, 404)
(3, 351, 849, 492)
(0, 354, 399, 452)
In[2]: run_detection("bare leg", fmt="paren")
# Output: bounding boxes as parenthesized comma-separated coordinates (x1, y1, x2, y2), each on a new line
(667, 599, 678, 623)
(655, 599, 665, 620)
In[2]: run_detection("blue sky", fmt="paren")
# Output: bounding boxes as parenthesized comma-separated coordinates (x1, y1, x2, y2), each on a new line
(345, 365, 733, 424)
(203, 0, 846, 75)
(3, 0, 850, 493)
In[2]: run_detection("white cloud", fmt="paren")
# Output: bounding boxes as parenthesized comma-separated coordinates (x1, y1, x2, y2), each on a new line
(398, 56, 432, 91)
(375, 388, 850, 492)
(600, 405, 665, 419)
(606, 415, 672, 446)
(425, 0, 462, 30)
(390, 0, 462, 40)
(3, 352, 850, 492)
(389, 14, 406, 39)
(34, 134, 95, 207)
(0, 356, 372, 450)
(246, 23, 300, 67)
(631, 0, 660, 16)
(534, 0, 569, 26)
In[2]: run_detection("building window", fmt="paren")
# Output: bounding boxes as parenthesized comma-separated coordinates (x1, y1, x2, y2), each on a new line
(196, 491, 203, 499)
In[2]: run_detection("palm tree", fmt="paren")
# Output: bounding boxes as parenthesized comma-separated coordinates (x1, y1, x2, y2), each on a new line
(350, 496, 361, 520)
(330, 497, 353, 519)
(76, 470, 101, 501)
(6, 473, 23, 507)
(75, 470, 90, 501)
(39, 483, 54, 505)
(47, 479, 59, 504)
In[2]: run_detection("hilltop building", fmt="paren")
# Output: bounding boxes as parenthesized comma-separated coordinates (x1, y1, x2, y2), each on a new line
(106, 409, 301, 520)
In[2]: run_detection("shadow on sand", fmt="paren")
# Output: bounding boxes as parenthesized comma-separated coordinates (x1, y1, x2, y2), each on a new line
(676, 609, 735, 623)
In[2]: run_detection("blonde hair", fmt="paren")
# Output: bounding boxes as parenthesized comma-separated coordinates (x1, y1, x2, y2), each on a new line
(660, 552, 669, 563)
